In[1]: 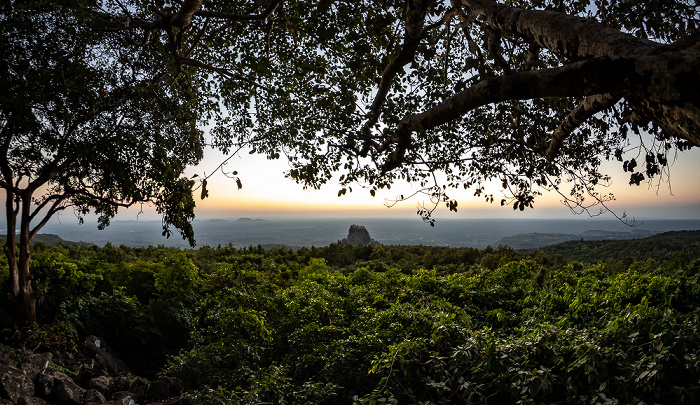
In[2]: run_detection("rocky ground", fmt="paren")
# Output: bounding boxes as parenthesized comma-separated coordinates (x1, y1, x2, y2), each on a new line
(0, 336, 198, 405)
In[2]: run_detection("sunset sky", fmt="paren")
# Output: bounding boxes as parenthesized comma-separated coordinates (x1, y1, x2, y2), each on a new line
(167, 143, 700, 221)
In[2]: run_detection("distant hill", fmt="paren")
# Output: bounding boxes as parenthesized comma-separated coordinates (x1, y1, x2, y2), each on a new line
(236, 217, 267, 222)
(534, 230, 700, 263)
(1, 233, 93, 247)
(578, 229, 658, 239)
(497, 233, 579, 249)
(497, 229, 659, 249)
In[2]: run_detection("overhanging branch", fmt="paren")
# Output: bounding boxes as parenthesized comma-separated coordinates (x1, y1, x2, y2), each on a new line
(545, 93, 621, 160)
(381, 56, 639, 172)
(461, 0, 660, 59)
(29, 196, 69, 241)
(195, 0, 283, 21)
(170, 0, 204, 28)
(360, 0, 431, 156)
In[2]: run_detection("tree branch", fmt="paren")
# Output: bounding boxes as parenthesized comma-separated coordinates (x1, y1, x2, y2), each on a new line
(185, 17, 210, 58)
(123, 17, 154, 46)
(382, 55, 639, 172)
(171, 53, 271, 94)
(29, 197, 68, 241)
(485, 26, 513, 74)
(74, 186, 135, 210)
(170, 0, 204, 28)
(523, 43, 540, 70)
(25, 86, 136, 195)
(29, 193, 67, 223)
(0, 133, 14, 191)
(360, 0, 431, 156)
(545, 93, 621, 160)
(461, 0, 661, 59)
(195, 0, 283, 21)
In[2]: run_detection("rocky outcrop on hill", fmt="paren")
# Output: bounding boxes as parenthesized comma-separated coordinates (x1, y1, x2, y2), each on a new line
(0, 337, 197, 405)
(343, 225, 378, 246)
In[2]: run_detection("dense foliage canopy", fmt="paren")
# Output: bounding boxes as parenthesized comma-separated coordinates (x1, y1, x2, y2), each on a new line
(104, 0, 700, 218)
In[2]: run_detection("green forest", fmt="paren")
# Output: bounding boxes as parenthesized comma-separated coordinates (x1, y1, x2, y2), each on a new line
(1, 231, 699, 404)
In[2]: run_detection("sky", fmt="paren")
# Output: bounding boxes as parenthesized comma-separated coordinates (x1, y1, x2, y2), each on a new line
(145, 142, 700, 222)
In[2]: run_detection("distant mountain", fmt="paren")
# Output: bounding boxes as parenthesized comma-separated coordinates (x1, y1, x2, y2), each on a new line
(535, 230, 700, 263)
(578, 229, 657, 239)
(497, 229, 659, 249)
(497, 233, 578, 249)
(1, 233, 93, 247)
(236, 217, 268, 222)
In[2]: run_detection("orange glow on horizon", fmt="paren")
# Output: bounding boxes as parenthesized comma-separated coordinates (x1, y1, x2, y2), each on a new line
(179, 145, 700, 220)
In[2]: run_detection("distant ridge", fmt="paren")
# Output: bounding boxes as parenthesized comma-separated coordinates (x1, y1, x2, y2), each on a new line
(535, 230, 700, 263)
(497, 233, 578, 249)
(497, 228, 658, 249)
(236, 217, 267, 222)
(1, 233, 93, 247)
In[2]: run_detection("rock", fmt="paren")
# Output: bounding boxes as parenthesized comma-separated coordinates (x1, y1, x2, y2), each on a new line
(129, 377, 149, 401)
(0, 340, 197, 405)
(84, 336, 130, 375)
(17, 396, 48, 405)
(108, 376, 131, 394)
(50, 372, 85, 405)
(147, 377, 180, 401)
(62, 353, 81, 374)
(84, 388, 106, 404)
(147, 379, 171, 401)
(104, 396, 136, 405)
(112, 391, 136, 401)
(77, 364, 107, 388)
(88, 376, 110, 395)
(34, 373, 54, 397)
(20, 353, 52, 381)
(0, 363, 34, 402)
(343, 224, 378, 246)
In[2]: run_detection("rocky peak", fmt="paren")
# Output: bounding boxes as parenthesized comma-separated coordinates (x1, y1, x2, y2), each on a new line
(343, 224, 378, 246)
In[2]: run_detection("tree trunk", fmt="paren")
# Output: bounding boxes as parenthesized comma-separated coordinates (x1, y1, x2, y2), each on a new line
(17, 195, 37, 324)
(4, 236, 18, 300)
(16, 231, 36, 325)
(4, 187, 18, 296)
(4, 194, 37, 325)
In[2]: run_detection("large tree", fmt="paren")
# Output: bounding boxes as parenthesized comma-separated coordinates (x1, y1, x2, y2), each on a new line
(109, 0, 699, 220)
(0, 0, 211, 324)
